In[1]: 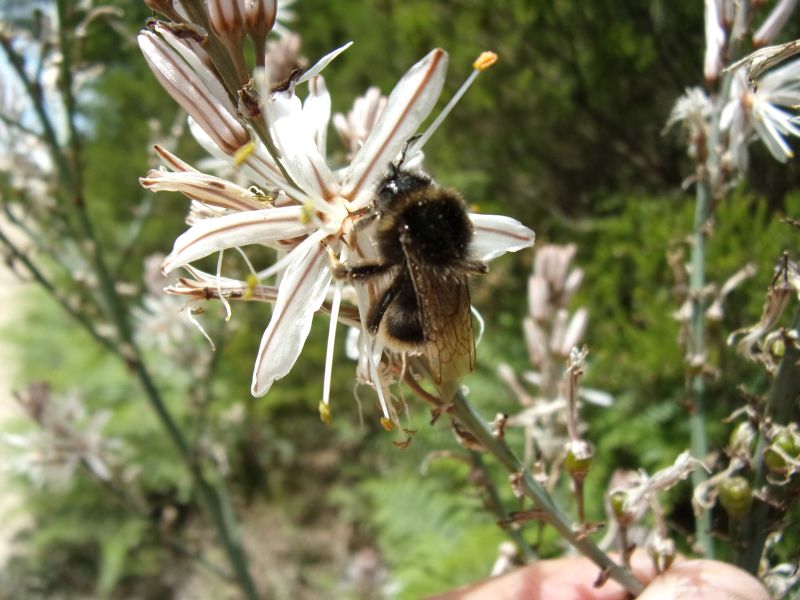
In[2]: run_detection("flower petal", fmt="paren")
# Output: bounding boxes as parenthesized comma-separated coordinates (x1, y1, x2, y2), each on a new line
(304, 75, 331, 159)
(269, 92, 338, 209)
(341, 48, 448, 207)
(139, 30, 249, 154)
(162, 206, 312, 272)
(251, 238, 331, 396)
(469, 213, 536, 261)
(140, 169, 267, 211)
(296, 41, 353, 84)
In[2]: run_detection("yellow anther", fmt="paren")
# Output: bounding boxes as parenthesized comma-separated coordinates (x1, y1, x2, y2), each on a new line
(243, 273, 259, 299)
(380, 417, 395, 432)
(318, 401, 332, 425)
(473, 51, 498, 72)
(233, 141, 256, 166)
(299, 202, 315, 224)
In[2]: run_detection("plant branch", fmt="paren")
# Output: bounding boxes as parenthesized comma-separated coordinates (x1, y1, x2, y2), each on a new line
(53, 3, 259, 597)
(736, 306, 800, 574)
(451, 391, 645, 596)
(468, 450, 537, 562)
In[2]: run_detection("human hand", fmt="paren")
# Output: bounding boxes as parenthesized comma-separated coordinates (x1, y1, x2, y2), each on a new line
(429, 553, 770, 600)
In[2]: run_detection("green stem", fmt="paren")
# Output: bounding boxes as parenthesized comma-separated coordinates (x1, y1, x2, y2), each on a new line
(469, 451, 537, 562)
(736, 307, 800, 574)
(686, 64, 735, 560)
(689, 176, 713, 558)
(54, 4, 259, 598)
(452, 392, 645, 596)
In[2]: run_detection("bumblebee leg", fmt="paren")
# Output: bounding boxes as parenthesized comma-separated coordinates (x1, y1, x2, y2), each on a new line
(366, 282, 400, 333)
(464, 260, 489, 275)
(321, 242, 395, 280)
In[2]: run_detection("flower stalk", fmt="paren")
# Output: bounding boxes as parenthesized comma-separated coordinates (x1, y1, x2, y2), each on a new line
(686, 53, 736, 561)
(450, 391, 645, 596)
(736, 306, 800, 573)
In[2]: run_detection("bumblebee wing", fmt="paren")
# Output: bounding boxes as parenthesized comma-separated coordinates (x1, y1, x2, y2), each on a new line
(400, 237, 476, 384)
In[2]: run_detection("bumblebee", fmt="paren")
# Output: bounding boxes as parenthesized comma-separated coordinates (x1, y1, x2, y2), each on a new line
(333, 166, 488, 384)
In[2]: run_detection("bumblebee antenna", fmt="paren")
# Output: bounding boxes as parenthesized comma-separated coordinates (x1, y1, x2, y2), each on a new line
(406, 51, 498, 160)
(390, 134, 423, 177)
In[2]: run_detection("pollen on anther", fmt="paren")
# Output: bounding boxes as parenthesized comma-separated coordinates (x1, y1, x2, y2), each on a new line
(233, 141, 256, 166)
(319, 401, 333, 425)
(243, 273, 259, 299)
(473, 51, 498, 72)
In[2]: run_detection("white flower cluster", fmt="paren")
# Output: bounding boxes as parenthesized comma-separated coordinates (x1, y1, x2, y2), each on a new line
(672, 1, 800, 173)
(138, 1, 535, 421)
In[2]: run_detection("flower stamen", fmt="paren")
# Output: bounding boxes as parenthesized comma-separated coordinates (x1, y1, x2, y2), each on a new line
(322, 280, 343, 407)
(407, 50, 499, 159)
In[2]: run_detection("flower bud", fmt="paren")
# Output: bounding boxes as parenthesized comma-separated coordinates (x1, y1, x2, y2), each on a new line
(564, 439, 594, 481)
(609, 490, 634, 525)
(719, 476, 753, 520)
(753, 0, 799, 47)
(207, 0, 246, 45)
(244, 0, 277, 42)
(648, 535, 676, 573)
(139, 28, 250, 155)
(764, 428, 800, 474)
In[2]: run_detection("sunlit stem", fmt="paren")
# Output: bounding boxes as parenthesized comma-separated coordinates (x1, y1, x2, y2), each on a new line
(468, 451, 537, 562)
(407, 51, 498, 158)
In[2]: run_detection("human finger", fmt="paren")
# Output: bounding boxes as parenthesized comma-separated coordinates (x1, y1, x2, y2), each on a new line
(636, 560, 770, 600)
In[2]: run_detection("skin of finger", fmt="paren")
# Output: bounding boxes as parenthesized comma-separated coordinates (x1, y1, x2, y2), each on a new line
(428, 552, 660, 600)
(636, 560, 771, 600)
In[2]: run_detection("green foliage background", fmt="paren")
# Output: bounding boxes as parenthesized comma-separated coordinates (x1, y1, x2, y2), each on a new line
(1, 0, 799, 598)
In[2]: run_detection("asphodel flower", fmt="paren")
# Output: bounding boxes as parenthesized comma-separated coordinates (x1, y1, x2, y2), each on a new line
(721, 61, 800, 171)
(142, 42, 534, 421)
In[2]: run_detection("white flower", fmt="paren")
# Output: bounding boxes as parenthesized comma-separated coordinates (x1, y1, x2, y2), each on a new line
(753, 0, 799, 48)
(704, 0, 727, 83)
(2, 383, 116, 487)
(144, 47, 535, 420)
(665, 87, 712, 140)
(721, 62, 800, 171)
